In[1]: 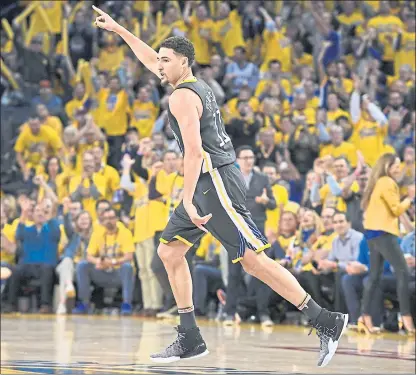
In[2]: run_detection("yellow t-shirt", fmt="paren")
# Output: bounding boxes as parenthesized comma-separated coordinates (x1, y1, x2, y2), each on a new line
(98, 46, 125, 73)
(29, 1, 65, 34)
(337, 11, 365, 27)
(14, 125, 62, 166)
(319, 181, 360, 212)
(261, 29, 292, 73)
(223, 96, 259, 124)
(278, 234, 295, 256)
(158, 172, 184, 221)
(75, 141, 109, 174)
(265, 184, 289, 234)
(68, 174, 107, 220)
(367, 15, 404, 61)
(327, 108, 351, 123)
(187, 16, 216, 65)
(37, 173, 69, 203)
(255, 78, 292, 97)
(320, 141, 358, 167)
(293, 108, 317, 125)
(96, 89, 130, 136)
(65, 98, 85, 121)
(87, 222, 134, 268)
(129, 177, 154, 243)
(21, 116, 63, 137)
(96, 164, 120, 202)
(130, 100, 159, 138)
(1, 223, 16, 264)
(293, 53, 314, 69)
(395, 31, 416, 75)
(195, 233, 222, 261)
(302, 232, 338, 271)
(350, 116, 388, 166)
(214, 10, 245, 57)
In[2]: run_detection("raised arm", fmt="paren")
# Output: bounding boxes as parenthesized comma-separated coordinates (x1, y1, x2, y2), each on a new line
(93, 5, 161, 79)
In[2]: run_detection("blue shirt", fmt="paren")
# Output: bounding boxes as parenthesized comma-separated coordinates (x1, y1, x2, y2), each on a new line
(225, 61, 259, 93)
(16, 219, 61, 266)
(358, 237, 391, 275)
(322, 31, 340, 67)
(401, 231, 415, 257)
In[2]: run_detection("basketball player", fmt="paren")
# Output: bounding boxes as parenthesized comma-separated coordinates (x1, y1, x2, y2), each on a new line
(93, 6, 348, 367)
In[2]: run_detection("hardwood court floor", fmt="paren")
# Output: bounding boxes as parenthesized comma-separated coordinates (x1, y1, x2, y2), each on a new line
(0, 315, 415, 374)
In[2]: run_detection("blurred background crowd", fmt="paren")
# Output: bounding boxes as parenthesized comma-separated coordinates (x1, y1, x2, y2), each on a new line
(0, 0, 415, 333)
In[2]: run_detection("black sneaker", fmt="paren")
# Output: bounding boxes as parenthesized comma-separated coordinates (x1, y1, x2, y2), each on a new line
(150, 326, 209, 363)
(308, 309, 348, 367)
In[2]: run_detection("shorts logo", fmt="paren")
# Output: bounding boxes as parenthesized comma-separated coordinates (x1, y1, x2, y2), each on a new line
(203, 188, 211, 195)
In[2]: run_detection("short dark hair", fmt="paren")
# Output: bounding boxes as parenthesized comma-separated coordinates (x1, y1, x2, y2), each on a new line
(95, 199, 110, 210)
(268, 59, 281, 68)
(234, 46, 246, 55)
(126, 127, 139, 135)
(333, 210, 350, 222)
(262, 161, 279, 173)
(160, 36, 195, 67)
(163, 150, 178, 159)
(236, 145, 254, 158)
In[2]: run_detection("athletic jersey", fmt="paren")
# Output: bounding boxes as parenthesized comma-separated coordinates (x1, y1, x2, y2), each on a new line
(167, 77, 236, 173)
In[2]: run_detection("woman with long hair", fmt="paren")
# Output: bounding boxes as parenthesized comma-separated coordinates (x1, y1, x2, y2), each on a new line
(56, 210, 93, 314)
(360, 153, 415, 334)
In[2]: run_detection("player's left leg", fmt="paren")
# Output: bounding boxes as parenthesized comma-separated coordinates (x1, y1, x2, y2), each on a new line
(240, 250, 348, 367)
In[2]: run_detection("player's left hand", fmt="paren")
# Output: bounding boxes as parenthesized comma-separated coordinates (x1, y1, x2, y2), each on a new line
(185, 203, 212, 233)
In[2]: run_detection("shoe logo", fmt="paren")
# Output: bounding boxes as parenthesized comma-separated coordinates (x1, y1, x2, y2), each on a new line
(203, 189, 211, 195)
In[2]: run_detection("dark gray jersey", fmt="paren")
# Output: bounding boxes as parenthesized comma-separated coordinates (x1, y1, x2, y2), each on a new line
(167, 77, 236, 173)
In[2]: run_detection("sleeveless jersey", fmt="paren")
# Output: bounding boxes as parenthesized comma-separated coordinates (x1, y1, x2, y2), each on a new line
(167, 78, 236, 173)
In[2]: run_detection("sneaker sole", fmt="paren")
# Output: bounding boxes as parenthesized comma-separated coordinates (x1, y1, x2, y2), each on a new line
(149, 350, 209, 363)
(319, 313, 349, 368)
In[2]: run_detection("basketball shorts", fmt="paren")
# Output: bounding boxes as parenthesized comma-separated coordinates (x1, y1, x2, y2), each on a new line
(159, 163, 270, 263)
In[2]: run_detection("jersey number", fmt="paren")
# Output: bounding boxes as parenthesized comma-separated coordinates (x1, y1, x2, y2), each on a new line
(213, 110, 230, 147)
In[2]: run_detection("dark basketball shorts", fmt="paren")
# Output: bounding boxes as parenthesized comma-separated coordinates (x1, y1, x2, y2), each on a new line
(159, 163, 270, 263)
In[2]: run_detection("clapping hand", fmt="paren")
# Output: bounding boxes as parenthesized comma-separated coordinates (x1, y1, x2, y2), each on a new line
(121, 154, 135, 170)
(255, 188, 269, 205)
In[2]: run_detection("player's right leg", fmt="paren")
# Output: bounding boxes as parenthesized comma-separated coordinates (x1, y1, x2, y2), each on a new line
(149, 202, 208, 363)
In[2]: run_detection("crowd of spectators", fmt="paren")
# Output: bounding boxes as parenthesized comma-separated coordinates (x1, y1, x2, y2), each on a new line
(0, 0, 415, 332)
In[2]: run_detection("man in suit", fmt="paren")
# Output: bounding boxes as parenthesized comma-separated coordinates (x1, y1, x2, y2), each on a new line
(223, 146, 277, 325)
(235, 146, 277, 234)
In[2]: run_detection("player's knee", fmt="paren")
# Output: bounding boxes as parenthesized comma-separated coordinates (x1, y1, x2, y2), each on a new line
(157, 243, 183, 265)
(241, 250, 262, 277)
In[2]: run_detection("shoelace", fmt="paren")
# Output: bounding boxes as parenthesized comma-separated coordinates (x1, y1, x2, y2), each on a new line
(165, 329, 186, 352)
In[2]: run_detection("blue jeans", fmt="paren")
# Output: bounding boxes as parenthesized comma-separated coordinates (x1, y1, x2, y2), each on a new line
(76, 261, 134, 304)
(192, 264, 223, 314)
(341, 273, 383, 325)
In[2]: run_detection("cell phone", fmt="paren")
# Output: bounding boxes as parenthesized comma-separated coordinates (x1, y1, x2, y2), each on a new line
(312, 261, 319, 269)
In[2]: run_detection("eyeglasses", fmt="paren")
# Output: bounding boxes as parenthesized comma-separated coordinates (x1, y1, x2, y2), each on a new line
(104, 216, 117, 220)
(238, 156, 255, 161)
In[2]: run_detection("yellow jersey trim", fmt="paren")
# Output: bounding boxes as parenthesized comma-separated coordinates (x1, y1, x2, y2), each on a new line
(173, 235, 193, 247)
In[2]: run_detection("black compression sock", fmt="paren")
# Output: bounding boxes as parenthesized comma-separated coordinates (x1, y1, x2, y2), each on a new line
(297, 293, 322, 322)
(178, 305, 197, 329)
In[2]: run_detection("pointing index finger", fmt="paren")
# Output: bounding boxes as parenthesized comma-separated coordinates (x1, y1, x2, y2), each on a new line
(92, 5, 105, 15)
